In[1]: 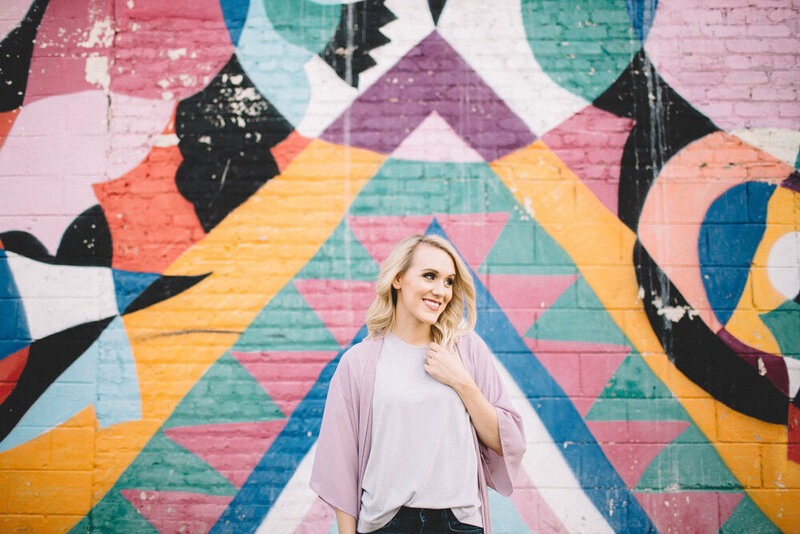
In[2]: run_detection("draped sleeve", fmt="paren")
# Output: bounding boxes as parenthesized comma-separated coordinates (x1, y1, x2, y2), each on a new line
(464, 332, 527, 496)
(309, 353, 361, 517)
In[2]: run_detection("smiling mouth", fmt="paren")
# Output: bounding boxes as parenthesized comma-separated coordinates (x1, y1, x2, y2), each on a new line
(423, 298, 441, 311)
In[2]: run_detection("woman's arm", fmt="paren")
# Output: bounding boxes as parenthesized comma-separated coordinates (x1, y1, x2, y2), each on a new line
(335, 508, 357, 534)
(424, 343, 503, 455)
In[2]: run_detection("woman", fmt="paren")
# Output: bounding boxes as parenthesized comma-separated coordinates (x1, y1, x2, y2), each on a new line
(310, 234, 526, 534)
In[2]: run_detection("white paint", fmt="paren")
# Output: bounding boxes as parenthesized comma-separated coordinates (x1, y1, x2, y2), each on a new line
(77, 17, 114, 49)
(651, 297, 700, 322)
(167, 47, 187, 61)
(296, 55, 358, 138)
(153, 133, 180, 147)
(5, 251, 119, 340)
(390, 111, 485, 162)
(732, 129, 800, 168)
(785, 358, 800, 400)
(767, 232, 800, 300)
(255, 443, 320, 534)
(492, 354, 614, 533)
(437, 0, 589, 136)
(1, 0, 35, 41)
(85, 55, 110, 91)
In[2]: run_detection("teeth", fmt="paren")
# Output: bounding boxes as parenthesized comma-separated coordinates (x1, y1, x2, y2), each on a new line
(423, 299, 440, 309)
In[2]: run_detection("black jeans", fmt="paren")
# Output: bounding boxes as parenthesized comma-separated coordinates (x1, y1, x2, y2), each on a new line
(362, 506, 484, 534)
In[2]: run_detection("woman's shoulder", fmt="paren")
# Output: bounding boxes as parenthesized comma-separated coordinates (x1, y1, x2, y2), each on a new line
(338, 335, 383, 372)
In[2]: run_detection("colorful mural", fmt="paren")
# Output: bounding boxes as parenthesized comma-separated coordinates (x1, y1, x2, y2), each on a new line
(1, 0, 799, 532)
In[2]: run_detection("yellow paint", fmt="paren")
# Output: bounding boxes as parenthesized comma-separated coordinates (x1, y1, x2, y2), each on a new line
(0, 140, 386, 531)
(491, 140, 799, 531)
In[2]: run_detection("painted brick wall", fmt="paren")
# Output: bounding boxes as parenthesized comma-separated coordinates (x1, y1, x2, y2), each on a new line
(1, 0, 799, 532)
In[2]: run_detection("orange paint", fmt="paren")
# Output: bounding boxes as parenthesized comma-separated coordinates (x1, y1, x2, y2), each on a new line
(271, 130, 313, 173)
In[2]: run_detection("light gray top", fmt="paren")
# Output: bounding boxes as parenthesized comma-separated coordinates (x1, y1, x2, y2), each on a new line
(357, 333, 481, 533)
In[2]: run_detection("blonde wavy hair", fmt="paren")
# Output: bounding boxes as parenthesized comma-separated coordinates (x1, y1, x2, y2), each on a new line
(365, 234, 477, 346)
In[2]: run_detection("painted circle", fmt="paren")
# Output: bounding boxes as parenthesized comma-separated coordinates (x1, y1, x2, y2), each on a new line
(767, 232, 800, 300)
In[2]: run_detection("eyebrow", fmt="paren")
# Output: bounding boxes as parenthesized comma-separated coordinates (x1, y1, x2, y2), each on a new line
(422, 268, 456, 277)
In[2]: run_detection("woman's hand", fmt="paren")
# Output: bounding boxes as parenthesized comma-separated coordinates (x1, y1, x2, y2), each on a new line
(424, 342, 473, 389)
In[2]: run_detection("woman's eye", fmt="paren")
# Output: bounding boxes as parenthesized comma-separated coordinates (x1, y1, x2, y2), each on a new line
(445, 278, 454, 287)
(424, 272, 435, 280)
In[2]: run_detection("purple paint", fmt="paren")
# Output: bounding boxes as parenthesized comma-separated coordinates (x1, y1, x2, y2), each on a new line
(322, 31, 536, 161)
(718, 328, 789, 397)
(781, 171, 800, 194)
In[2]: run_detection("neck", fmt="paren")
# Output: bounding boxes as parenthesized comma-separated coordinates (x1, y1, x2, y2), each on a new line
(391, 313, 433, 347)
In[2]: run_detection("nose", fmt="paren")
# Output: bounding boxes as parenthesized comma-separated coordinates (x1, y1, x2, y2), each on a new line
(431, 280, 446, 296)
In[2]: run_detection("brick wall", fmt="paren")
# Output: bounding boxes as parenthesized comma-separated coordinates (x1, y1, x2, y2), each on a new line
(1, 0, 798, 532)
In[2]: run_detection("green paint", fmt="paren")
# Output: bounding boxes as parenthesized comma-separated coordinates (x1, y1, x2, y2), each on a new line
(114, 431, 237, 495)
(296, 219, 379, 281)
(637, 425, 742, 490)
(528, 277, 627, 345)
(262, 0, 340, 54)
(520, 0, 637, 101)
(719, 494, 781, 533)
(759, 300, 800, 359)
(233, 283, 341, 352)
(163, 352, 284, 429)
(480, 220, 577, 275)
(794, 146, 800, 170)
(70, 489, 159, 533)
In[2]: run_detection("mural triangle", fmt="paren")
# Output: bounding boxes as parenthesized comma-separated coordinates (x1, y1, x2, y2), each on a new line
(480, 215, 576, 275)
(231, 350, 338, 417)
(347, 215, 433, 265)
(71, 489, 159, 533)
(295, 219, 379, 281)
(509, 470, 569, 533)
(634, 491, 744, 534)
(0, 345, 28, 404)
(233, 283, 341, 352)
(120, 489, 233, 534)
(436, 212, 509, 270)
(111, 269, 160, 314)
(163, 420, 288, 488)
(294, 279, 376, 348)
(391, 111, 485, 163)
(719, 494, 782, 533)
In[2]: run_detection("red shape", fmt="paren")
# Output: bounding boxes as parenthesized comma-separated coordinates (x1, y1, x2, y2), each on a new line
(789, 403, 800, 464)
(270, 131, 312, 173)
(526, 339, 629, 417)
(510, 469, 568, 533)
(585, 420, 690, 487)
(435, 212, 510, 270)
(0, 109, 20, 151)
(94, 107, 206, 272)
(0, 346, 29, 404)
(477, 273, 577, 336)
(634, 491, 744, 534)
(120, 489, 233, 534)
(347, 215, 434, 265)
(294, 279, 376, 348)
(231, 350, 338, 417)
(295, 497, 336, 534)
(163, 420, 287, 489)
(541, 105, 634, 216)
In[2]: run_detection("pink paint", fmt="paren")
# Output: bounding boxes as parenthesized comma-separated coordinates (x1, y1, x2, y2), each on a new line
(293, 279, 377, 348)
(231, 351, 338, 417)
(510, 470, 569, 533)
(542, 105, 634, 215)
(0, 0, 33, 41)
(391, 111, 486, 163)
(436, 212, 509, 270)
(645, 1, 800, 130)
(527, 339, 628, 417)
(347, 215, 434, 265)
(294, 497, 336, 534)
(586, 421, 690, 487)
(634, 491, 744, 533)
(120, 489, 234, 534)
(163, 420, 288, 489)
(477, 273, 577, 336)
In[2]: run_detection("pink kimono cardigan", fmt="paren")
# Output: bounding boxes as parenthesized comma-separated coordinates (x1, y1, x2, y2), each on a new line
(309, 331, 526, 534)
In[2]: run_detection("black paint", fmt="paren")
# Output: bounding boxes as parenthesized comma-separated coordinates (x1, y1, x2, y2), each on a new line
(0, 0, 50, 111)
(123, 273, 210, 315)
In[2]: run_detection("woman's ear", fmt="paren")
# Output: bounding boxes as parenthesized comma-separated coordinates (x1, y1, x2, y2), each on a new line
(392, 277, 401, 290)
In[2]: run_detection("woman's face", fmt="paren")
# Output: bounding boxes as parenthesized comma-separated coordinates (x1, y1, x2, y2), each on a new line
(392, 243, 456, 327)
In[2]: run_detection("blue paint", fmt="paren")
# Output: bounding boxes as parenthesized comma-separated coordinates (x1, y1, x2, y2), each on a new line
(625, 0, 658, 42)
(699, 182, 774, 325)
(489, 489, 531, 533)
(111, 269, 160, 315)
(0, 249, 31, 361)
(220, 0, 251, 46)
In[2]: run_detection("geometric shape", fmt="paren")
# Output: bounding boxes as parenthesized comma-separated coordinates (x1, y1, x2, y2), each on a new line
(0, 248, 30, 360)
(717, 328, 791, 398)
(788, 358, 800, 400)
(56, 204, 113, 267)
(541, 105, 635, 216)
(585, 420, 690, 487)
(0, 346, 29, 404)
(292, 496, 336, 534)
(720, 494, 782, 534)
(391, 111, 486, 163)
(699, 182, 774, 324)
(508, 468, 569, 533)
(0, 108, 20, 151)
(231, 350, 338, 417)
(520, 0, 637, 102)
(732, 129, 800, 170)
(479, 273, 577, 336)
(322, 32, 536, 161)
(0, 316, 114, 451)
(163, 420, 288, 489)
(295, 219, 379, 282)
(293, 279, 376, 348)
(220, 0, 250, 46)
(0, 0, 47, 110)
(4, 250, 118, 340)
(480, 217, 577, 276)
(760, 301, 800, 361)
(530, 339, 629, 417)
(625, 0, 658, 42)
(112, 270, 161, 314)
(120, 489, 234, 534)
(487, 484, 534, 533)
(346, 215, 434, 265)
(122, 273, 210, 315)
(436, 212, 509, 270)
(767, 232, 800, 300)
(162, 353, 285, 430)
(634, 492, 744, 534)
(270, 130, 312, 174)
(428, 0, 447, 25)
